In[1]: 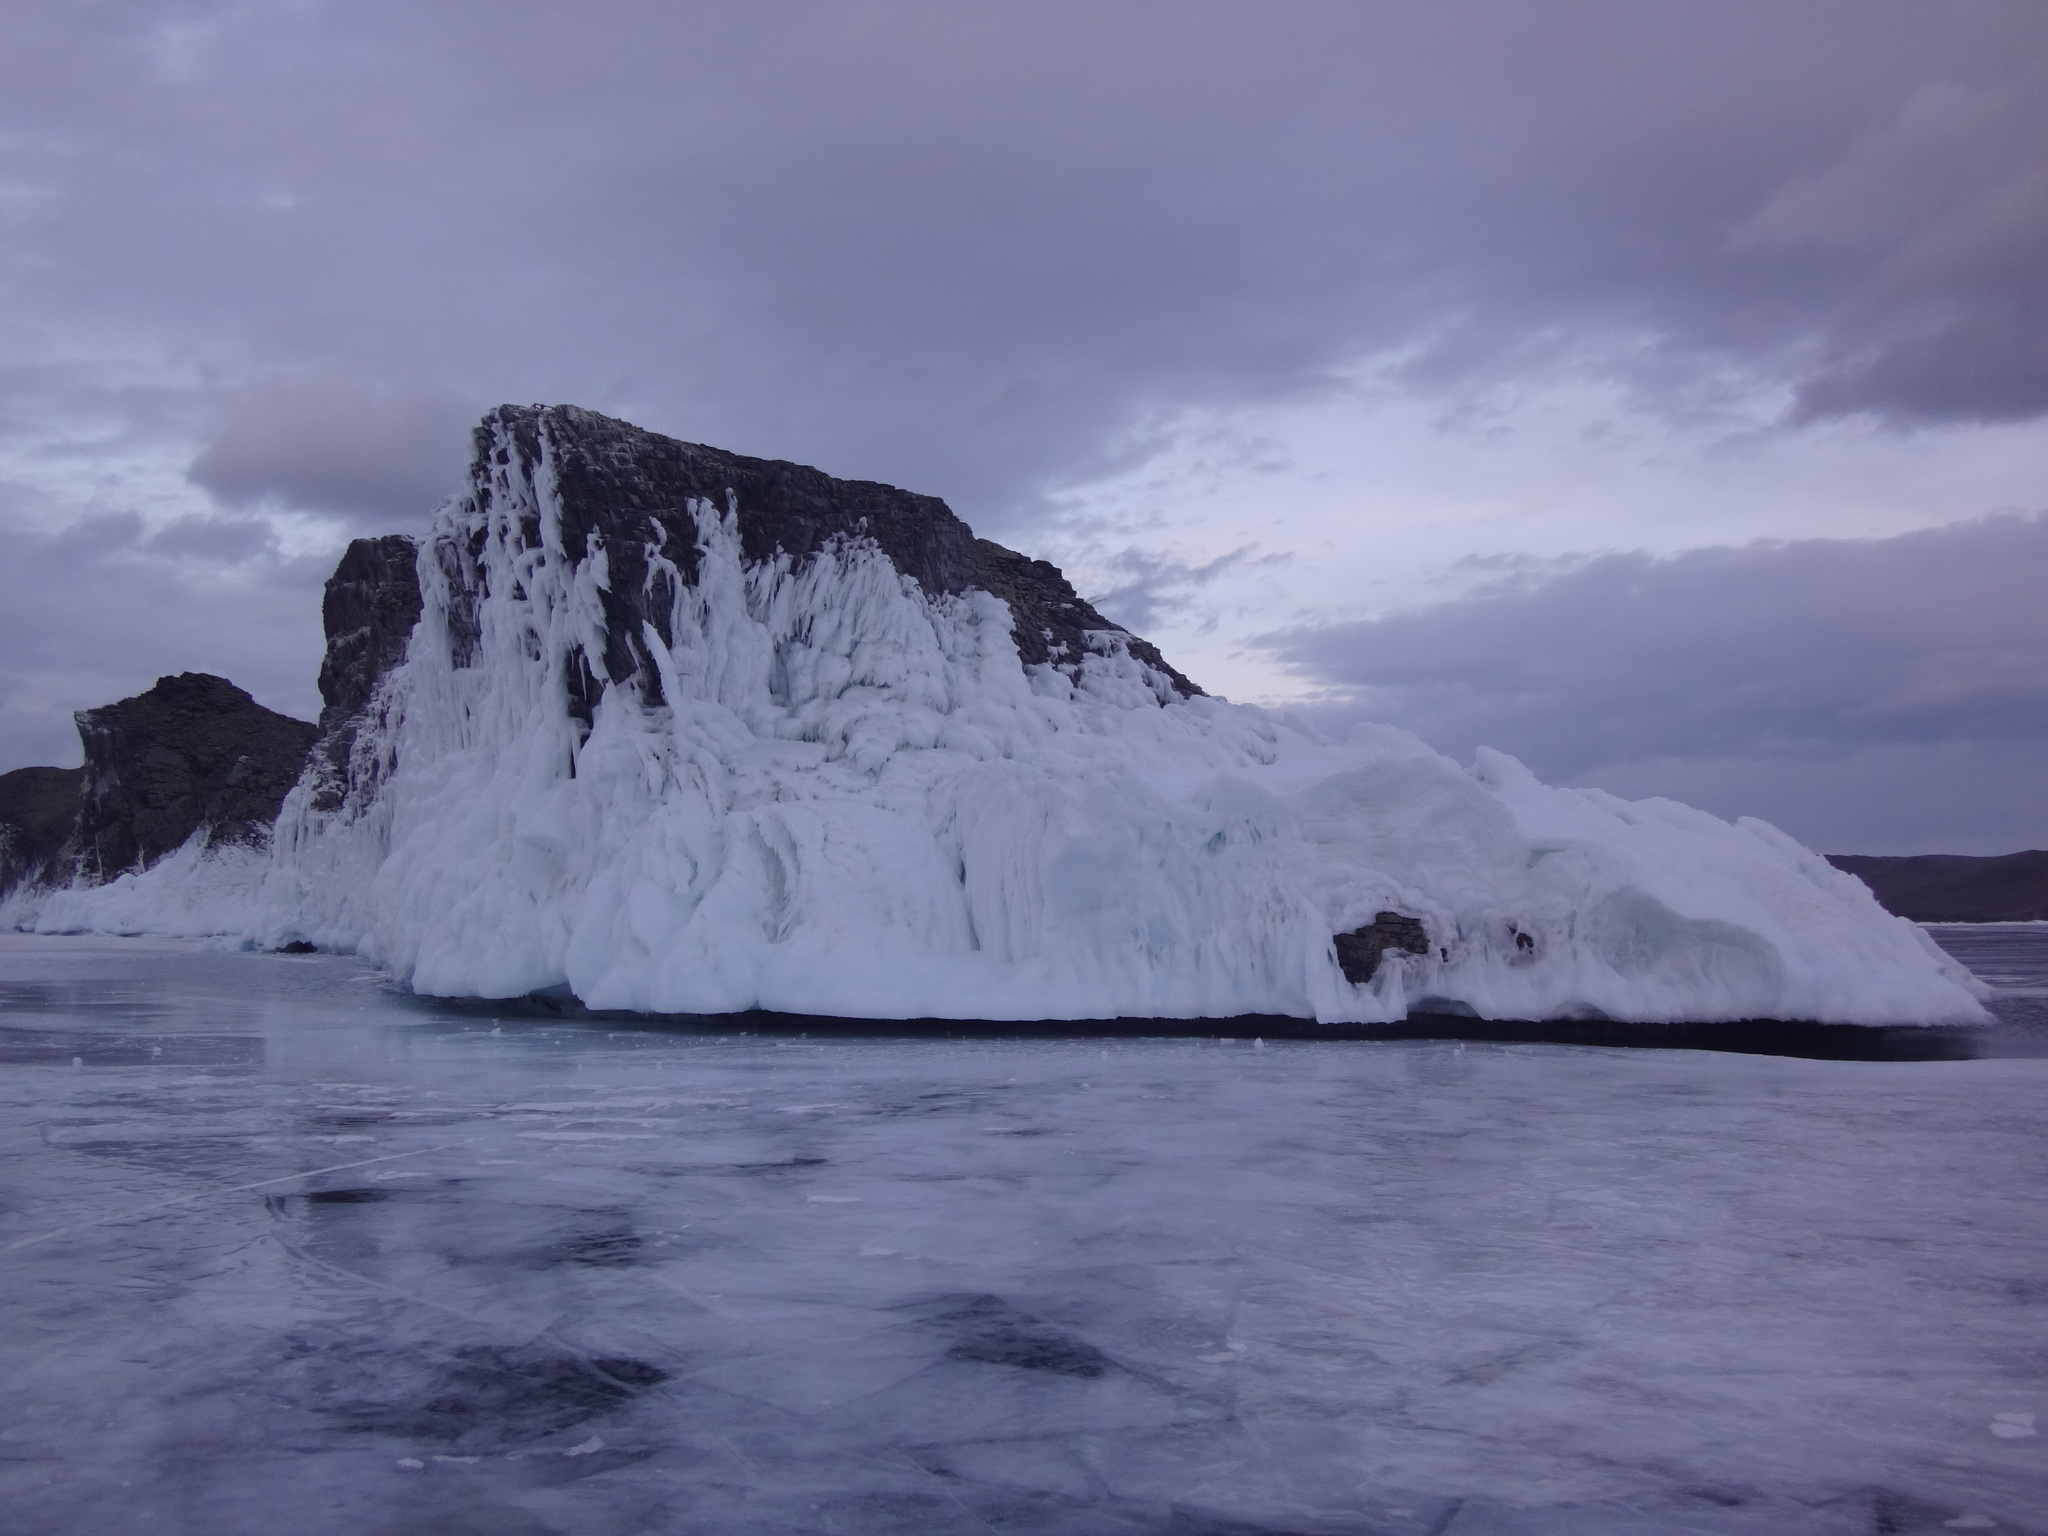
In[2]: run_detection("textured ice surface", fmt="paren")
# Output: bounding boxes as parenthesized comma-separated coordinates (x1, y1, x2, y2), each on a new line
(10, 408, 1986, 1024)
(1, 930, 2043, 1535)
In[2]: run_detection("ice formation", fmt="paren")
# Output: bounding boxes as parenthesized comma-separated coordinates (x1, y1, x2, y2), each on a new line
(13, 404, 1989, 1024)
(220, 405, 1976, 1024)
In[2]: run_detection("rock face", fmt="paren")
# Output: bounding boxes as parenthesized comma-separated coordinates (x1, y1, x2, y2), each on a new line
(318, 534, 423, 734)
(309, 535, 424, 810)
(71, 673, 318, 880)
(1333, 911, 1432, 984)
(451, 404, 1199, 722)
(0, 766, 86, 894)
(1827, 851, 2048, 923)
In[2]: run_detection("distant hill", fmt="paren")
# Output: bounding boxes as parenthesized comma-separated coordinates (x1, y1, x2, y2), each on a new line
(1826, 851, 2048, 923)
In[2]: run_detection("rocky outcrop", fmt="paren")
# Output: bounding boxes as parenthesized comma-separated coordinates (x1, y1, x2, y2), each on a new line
(3, 675, 318, 895)
(1828, 851, 2048, 923)
(0, 766, 86, 894)
(1333, 911, 1431, 984)
(70, 673, 318, 880)
(307, 535, 424, 811)
(452, 404, 1200, 721)
(318, 534, 423, 734)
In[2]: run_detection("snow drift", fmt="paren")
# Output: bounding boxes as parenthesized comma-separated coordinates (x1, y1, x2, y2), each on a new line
(15, 404, 1986, 1024)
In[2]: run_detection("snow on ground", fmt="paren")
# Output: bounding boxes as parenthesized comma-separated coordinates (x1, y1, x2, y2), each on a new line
(0, 831, 270, 939)
(14, 410, 1988, 1024)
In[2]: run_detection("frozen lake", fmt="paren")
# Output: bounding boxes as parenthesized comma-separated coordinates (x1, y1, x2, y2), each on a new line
(2, 930, 2045, 1535)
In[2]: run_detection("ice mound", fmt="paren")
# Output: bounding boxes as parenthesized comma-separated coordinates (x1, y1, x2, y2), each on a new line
(2, 830, 271, 938)
(216, 405, 1978, 1025)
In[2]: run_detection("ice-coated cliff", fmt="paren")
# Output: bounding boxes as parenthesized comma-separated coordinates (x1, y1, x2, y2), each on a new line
(213, 403, 1974, 1025)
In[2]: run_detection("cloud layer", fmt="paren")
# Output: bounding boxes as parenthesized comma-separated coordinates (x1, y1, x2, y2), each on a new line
(7, 2, 2047, 515)
(1262, 514, 2048, 852)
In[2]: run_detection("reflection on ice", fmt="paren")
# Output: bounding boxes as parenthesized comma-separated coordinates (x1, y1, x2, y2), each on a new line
(1, 932, 2045, 1534)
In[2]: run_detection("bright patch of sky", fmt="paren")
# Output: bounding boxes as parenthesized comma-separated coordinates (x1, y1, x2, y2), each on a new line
(1047, 364, 2048, 708)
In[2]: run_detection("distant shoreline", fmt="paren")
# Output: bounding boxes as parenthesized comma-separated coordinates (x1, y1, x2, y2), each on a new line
(1827, 850, 2048, 924)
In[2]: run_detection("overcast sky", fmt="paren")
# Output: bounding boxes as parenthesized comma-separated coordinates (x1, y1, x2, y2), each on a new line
(3, 1, 2045, 852)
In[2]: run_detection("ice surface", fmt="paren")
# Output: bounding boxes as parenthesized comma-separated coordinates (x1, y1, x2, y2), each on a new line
(1, 930, 2043, 1534)
(1925, 923, 2048, 995)
(9, 411, 1988, 1024)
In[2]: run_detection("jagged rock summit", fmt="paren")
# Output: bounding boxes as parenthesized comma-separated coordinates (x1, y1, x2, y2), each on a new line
(461, 404, 1200, 715)
(5, 405, 1992, 1027)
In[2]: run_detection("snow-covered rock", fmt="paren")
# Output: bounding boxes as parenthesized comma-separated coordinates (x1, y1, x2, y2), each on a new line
(223, 404, 1979, 1025)
(6, 405, 1985, 1023)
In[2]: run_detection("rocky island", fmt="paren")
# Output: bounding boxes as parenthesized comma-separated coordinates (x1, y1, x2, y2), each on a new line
(0, 405, 1990, 1026)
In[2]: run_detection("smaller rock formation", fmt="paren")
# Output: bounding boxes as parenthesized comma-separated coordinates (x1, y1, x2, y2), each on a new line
(1334, 911, 1431, 984)
(0, 766, 86, 894)
(70, 673, 318, 880)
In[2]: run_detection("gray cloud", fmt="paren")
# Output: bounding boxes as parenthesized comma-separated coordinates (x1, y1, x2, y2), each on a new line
(1087, 546, 1290, 636)
(1734, 76, 2048, 424)
(188, 380, 477, 526)
(146, 513, 281, 563)
(6, 1, 2047, 525)
(1259, 513, 2048, 853)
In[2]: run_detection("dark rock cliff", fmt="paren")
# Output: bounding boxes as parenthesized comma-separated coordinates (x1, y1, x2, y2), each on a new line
(319, 534, 423, 734)
(1828, 851, 2048, 923)
(307, 535, 424, 812)
(0, 766, 86, 894)
(454, 404, 1201, 717)
(70, 673, 318, 880)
